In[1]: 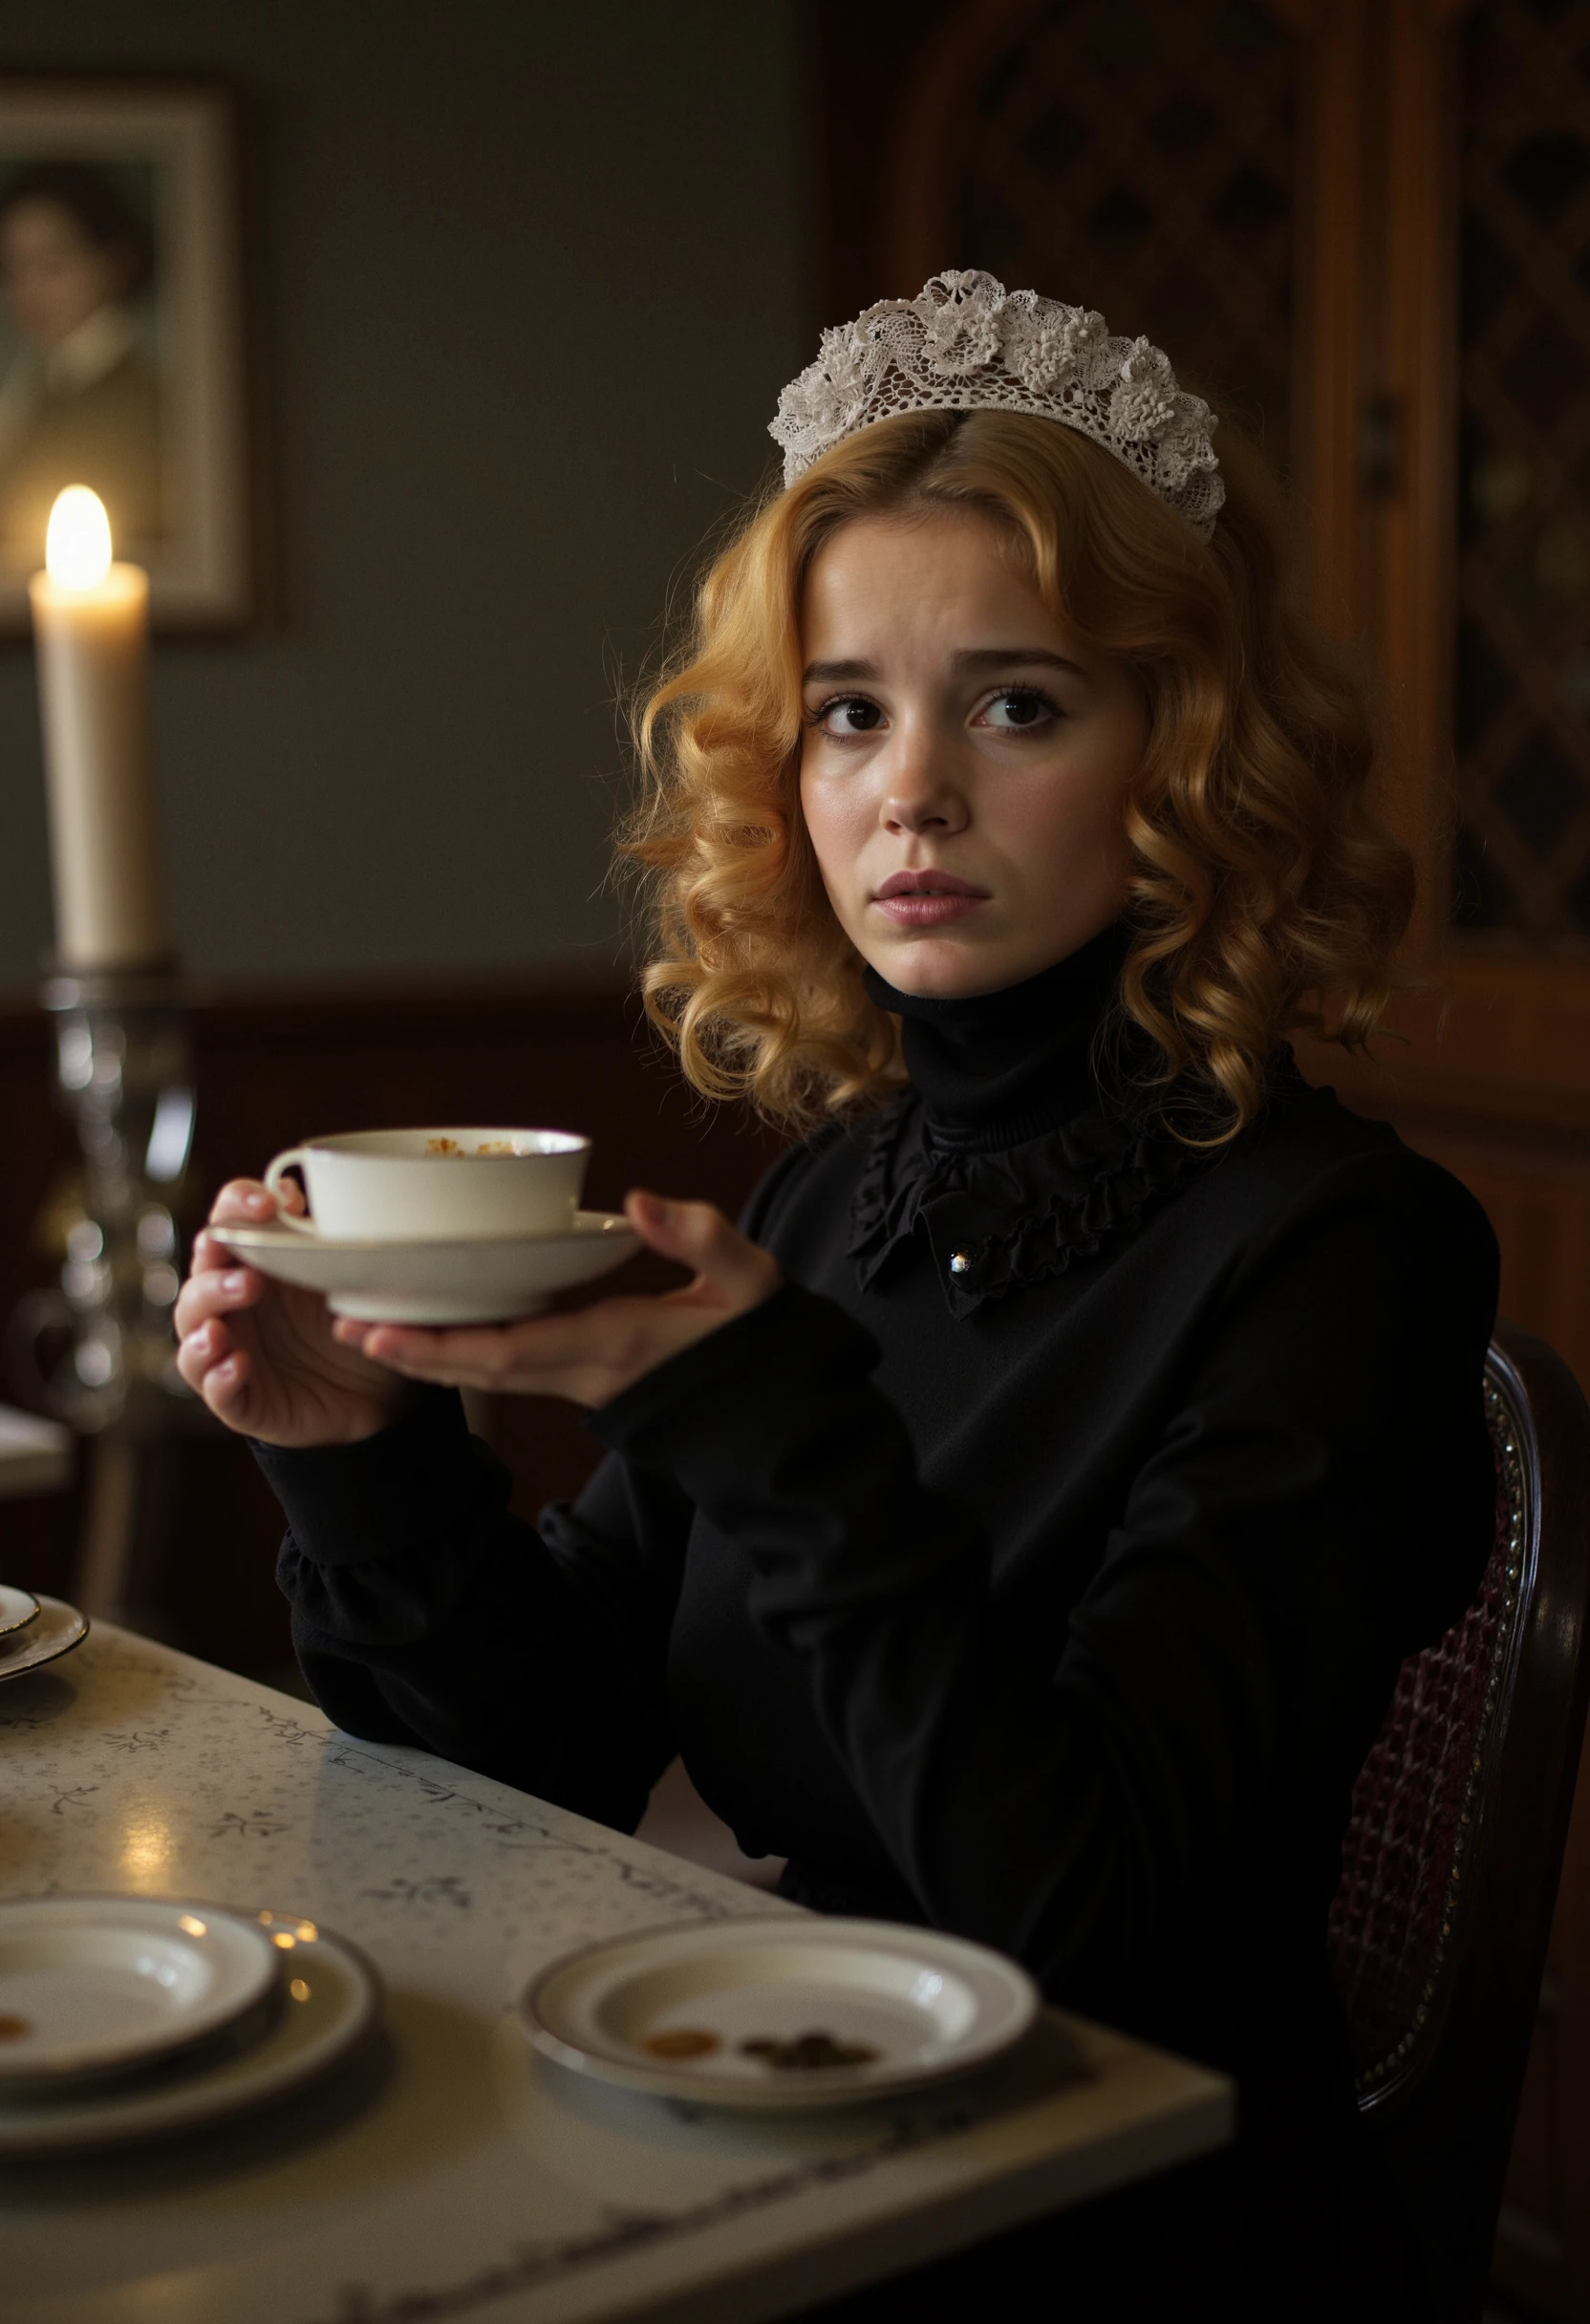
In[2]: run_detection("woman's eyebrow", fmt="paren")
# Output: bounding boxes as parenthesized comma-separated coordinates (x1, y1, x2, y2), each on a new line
(802, 648, 1088, 683)
(953, 646, 1090, 678)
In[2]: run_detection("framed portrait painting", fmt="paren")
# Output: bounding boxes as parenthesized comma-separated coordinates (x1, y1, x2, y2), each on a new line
(0, 77, 250, 631)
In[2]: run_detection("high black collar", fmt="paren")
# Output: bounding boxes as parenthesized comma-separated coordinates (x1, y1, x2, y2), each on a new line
(862, 921, 1132, 1150)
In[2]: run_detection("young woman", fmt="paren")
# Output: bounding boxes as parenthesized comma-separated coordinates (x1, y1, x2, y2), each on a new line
(177, 273, 1497, 2320)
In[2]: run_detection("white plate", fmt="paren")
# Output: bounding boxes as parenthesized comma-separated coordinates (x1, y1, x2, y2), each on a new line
(0, 1911, 380, 2152)
(0, 1897, 279, 2083)
(0, 1583, 40, 1639)
(0, 1595, 86, 1684)
(220, 1211, 641, 1324)
(520, 1916, 1040, 2111)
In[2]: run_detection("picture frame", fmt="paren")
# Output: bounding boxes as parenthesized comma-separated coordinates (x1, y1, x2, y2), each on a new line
(0, 76, 250, 632)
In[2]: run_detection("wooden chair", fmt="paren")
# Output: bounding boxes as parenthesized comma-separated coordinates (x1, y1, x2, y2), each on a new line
(1329, 1321, 1590, 2324)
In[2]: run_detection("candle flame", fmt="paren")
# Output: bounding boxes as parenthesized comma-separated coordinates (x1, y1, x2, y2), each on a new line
(45, 486, 113, 590)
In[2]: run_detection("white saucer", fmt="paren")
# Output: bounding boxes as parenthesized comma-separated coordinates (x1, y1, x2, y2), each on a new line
(520, 1916, 1039, 2112)
(0, 1910, 380, 2152)
(0, 1898, 279, 2083)
(0, 1595, 87, 1684)
(0, 1583, 40, 1639)
(220, 1211, 641, 1324)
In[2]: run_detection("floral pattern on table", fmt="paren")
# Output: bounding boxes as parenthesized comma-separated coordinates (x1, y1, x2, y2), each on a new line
(0, 1625, 1218, 2324)
(0, 1626, 754, 1960)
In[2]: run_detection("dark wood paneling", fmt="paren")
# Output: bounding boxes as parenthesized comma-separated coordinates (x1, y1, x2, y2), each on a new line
(806, 0, 959, 318)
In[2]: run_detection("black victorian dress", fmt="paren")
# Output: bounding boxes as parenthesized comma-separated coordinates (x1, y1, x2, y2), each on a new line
(256, 927, 1499, 2319)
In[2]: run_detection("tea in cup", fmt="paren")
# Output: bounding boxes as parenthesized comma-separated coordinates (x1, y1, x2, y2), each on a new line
(262, 1128, 590, 1242)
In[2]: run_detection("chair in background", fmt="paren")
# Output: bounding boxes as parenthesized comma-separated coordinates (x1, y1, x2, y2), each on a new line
(1329, 1321, 1590, 2324)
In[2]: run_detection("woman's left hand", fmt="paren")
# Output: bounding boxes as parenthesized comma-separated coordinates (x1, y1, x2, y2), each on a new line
(330, 1190, 781, 1409)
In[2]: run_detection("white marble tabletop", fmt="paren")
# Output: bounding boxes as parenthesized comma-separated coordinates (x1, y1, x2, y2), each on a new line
(0, 1625, 1233, 2324)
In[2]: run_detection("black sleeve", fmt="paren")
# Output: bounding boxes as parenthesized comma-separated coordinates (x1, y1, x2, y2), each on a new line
(590, 1156, 1499, 1992)
(254, 1138, 810, 1826)
(258, 1387, 691, 1830)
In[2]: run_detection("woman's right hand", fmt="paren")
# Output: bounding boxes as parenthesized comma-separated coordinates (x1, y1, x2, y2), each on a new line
(175, 1180, 414, 1448)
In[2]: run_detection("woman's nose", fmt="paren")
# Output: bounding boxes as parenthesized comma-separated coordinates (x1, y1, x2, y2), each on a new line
(881, 733, 969, 835)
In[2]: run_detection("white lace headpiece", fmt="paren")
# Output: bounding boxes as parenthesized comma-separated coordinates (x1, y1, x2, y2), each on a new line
(769, 269, 1224, 542)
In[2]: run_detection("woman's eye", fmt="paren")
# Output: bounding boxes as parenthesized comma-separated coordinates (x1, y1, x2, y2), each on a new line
(978, 688, 1059, 733)
(812, 696, 885, 737)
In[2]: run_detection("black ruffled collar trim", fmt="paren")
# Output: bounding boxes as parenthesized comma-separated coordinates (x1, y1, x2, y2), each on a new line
(847, 1085, 1202, 1319)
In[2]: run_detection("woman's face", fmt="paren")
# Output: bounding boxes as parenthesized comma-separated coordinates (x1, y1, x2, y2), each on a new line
(798, 509, 1146, 999)
(0, 198, 125, 348)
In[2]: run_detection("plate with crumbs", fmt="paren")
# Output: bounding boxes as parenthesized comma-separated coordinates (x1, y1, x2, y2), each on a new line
(520, 1916, 1039, 2111)
(219, 1211, 640, 1325)
(0, 1909, 380, 2152)
(0, 1897, 279, 2084)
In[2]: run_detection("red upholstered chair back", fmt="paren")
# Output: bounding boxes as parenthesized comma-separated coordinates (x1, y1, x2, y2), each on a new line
(1327, 1322, 1590, 2324)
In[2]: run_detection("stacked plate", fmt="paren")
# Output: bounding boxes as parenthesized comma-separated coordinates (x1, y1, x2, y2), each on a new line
(0, 1897, 380, 2154)
(0, 1584, 88, 1684)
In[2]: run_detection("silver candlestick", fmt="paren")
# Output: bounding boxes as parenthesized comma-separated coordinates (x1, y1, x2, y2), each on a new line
(8, 964, 198, 1618)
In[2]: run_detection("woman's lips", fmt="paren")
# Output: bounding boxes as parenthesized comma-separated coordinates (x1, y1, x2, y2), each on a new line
(873, 893, 987, 926)
(871, 872, 990, 928)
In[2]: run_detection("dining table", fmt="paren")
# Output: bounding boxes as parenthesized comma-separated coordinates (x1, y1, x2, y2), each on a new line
(0, 1620, 1234, 2324)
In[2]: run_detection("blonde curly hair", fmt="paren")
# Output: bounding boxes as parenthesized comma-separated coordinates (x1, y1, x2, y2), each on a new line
(623, 409, 1412, 1141)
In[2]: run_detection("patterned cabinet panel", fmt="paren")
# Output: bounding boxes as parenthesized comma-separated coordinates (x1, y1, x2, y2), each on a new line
(890, 0, 1305, 467)
(1454, 0, 1590, 945)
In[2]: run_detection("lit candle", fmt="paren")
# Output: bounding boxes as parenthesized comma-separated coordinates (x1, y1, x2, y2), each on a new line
(29, 486, 167, 971)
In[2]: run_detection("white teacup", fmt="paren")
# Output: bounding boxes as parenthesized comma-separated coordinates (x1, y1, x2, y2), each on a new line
(262, 1128, 590, 1243)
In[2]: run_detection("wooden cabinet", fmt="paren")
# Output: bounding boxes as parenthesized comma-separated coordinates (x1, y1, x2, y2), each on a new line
(808, 0, 1590, 2307)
